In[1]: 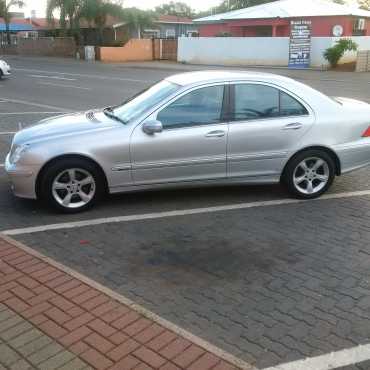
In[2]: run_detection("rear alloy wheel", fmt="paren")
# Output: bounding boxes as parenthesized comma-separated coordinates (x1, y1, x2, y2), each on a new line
(41, 159, 103, 213)
(284, 150, 335, 199)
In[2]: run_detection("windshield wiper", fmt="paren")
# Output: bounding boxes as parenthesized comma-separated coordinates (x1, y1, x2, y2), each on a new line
(103, 107, 127, 125)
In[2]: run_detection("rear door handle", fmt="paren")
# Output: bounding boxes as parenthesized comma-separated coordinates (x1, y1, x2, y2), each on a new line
(283, 122, 303, 130)
(205, 130, 225, 138)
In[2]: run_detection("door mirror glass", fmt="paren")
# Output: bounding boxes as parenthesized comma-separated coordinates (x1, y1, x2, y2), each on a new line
(142, 120, 163, 135)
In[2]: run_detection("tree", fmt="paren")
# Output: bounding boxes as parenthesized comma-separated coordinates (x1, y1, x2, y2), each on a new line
(122, 8, 153, 39)
(0, 0, 25, 45)
(47, 0, 83, 37)
(358, 0, 370, 10)
(80, 0, 125, 45)
(155, 1, 194, 18)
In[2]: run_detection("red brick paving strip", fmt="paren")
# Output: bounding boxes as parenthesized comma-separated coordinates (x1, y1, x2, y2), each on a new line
(0, 236, 247, 370)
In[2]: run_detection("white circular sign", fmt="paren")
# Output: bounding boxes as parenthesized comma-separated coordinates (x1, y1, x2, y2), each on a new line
(332, 25, 344, 37)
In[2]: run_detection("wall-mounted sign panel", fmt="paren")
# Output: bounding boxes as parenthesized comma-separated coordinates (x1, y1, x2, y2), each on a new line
(289, 20, 312, 69)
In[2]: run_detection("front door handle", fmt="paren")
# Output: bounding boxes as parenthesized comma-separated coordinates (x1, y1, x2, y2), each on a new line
(283, 122, 303, 130)
(205, 130, 225, 138)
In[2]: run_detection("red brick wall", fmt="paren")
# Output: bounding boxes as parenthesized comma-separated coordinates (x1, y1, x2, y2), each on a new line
(16, 37, 76, 57)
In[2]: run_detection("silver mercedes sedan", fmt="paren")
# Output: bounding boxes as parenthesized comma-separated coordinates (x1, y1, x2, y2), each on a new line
(5, 71, 370, 213)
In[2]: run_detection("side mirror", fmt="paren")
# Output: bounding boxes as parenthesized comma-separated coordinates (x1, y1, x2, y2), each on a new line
(142, 120, 163, 135)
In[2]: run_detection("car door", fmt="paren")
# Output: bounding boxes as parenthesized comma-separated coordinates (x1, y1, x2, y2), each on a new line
(227, 82, 315, 179)
(130, 83, 229, 185)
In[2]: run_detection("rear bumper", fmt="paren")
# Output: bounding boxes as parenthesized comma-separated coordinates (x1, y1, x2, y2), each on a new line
(335, 140, 370, 174)
(5, 154, 38, 199)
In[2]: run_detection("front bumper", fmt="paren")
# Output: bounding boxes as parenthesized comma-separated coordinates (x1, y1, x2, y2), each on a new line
(5, 154, 38, 199)
(2, 66, 11, 76)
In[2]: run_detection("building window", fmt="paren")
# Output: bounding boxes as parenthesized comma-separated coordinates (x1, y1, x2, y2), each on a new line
(143, 29, 160, 39)
(353, 18, 366, 36)
(186, 30, 199, 37)
(165, 29, 176, 39)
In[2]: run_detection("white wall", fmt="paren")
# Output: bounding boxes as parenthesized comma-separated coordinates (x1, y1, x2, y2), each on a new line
(178, 36, 370, 68)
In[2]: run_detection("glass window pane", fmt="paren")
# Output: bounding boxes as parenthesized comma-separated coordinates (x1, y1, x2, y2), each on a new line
(280, 91, 308, 116)
(234, 84, 279, 121)
(158, 86, 224, 129)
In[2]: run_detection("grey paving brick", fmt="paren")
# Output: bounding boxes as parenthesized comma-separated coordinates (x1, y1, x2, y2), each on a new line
(0, 307, 16, 323)
(57, 357, 89, 370)
(0, 343, 21, 366)
(27, 342, 64, 365)
(8, 329, 43, 349)
(0, 315, 23, 332)
(37, 351, 75, 370)
(9, 359, 36, 370)
(17, 336, 52, 357)
(0, 322, 33, 341)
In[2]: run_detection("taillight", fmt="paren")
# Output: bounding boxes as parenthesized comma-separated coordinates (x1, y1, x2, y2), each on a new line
(362, 126, 370, 137)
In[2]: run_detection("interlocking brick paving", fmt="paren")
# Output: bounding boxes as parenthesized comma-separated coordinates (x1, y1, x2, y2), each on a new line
(0, 236, 246, 370)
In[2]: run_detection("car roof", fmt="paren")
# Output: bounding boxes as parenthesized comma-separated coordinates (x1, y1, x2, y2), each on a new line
(165, 70, 292, 86)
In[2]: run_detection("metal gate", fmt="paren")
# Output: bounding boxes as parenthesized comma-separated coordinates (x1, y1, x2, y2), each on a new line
(153, 39, 178, 61)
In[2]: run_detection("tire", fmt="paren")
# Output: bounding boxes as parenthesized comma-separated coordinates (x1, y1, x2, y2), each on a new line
(40, 158, 104, 213)
(283, 149, 336, 199)
(0, 69, 3, 80)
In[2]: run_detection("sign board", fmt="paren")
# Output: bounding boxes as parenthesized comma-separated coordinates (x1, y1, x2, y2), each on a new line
(289, 20, 312, 69)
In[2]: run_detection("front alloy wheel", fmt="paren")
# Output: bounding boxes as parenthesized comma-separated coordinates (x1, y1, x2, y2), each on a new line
(41, 158, 103, 213)
(52, 168, 96, 209)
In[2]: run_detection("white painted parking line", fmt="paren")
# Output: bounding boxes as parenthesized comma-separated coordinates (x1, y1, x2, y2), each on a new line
(0, 98, 70, 112)
(30, 74, 77, 81)
(262, 343, 370, 370)
(38, 82, 91, 90)
(0, 132, 16, 135)
(3, 189, 370, 236)
(0, 164, 4, 168)
(14, 67, 152, 83)
(0, 112, 67, 115)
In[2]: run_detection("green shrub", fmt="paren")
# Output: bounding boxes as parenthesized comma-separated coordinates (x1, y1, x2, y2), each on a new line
(323, 39, 358, 68)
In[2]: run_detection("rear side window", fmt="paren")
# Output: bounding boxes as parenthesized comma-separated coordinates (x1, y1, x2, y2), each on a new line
(158, 85, 225, 129)
(234, 84, 279, 121)
(280, 91, 308, 116)
(233, 84, 308, 121)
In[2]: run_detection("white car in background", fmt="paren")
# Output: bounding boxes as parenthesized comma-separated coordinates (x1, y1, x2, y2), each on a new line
(0, 59, 11, 78)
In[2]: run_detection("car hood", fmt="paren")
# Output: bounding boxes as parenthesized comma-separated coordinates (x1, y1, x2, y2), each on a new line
(13, 110, 121, 146)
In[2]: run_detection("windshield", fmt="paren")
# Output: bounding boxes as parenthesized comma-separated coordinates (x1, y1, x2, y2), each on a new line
(111, 80, 181, 124)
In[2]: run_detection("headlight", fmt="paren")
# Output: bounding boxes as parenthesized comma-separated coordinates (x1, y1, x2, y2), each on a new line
(9, 144, 30, 164)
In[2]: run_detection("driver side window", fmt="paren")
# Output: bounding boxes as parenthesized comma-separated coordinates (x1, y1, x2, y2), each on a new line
(157, 85, 225, 129)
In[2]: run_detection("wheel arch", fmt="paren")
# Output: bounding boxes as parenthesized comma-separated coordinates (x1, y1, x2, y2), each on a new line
(281, 145, 341, 181)
(35, 154, 109, 199)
